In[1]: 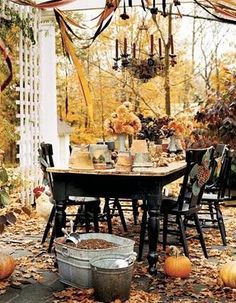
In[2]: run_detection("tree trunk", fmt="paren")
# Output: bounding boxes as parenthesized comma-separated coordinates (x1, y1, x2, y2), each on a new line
(191, 3, 197, 74)
(183, 72, 190, 109)
(164, 45, 171, 115)
(164, 5, 172, 116)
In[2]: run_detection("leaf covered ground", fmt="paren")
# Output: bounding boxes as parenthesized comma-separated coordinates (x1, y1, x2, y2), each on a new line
(0, 197, 236, 303)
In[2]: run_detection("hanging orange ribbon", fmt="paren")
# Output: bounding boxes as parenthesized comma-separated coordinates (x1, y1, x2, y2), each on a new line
(0, 39, 13, 93)
(55, 10, 94, 127)
(10, 0, 77, 9)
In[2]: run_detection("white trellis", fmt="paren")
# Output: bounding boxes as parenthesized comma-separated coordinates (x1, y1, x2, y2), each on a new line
(2, 3, 72, 205)
(16, 5, 41, 205)
(1, 2, 42, 205)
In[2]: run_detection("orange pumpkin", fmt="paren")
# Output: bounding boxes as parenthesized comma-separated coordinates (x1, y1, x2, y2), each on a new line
(0, 253, 16, 280)
(164, 246, 191, 278)
(219, 261, 236, 288)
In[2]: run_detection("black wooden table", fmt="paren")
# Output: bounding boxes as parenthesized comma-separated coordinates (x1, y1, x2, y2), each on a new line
(47, 161, 186, 274)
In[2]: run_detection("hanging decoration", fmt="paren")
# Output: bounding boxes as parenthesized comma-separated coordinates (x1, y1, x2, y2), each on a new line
(120, 0, 129, 20)
(55, 9, 94, 127)
(0, 39, 13, 93)
(92, 1, 180, 40)
(9, 0, 77, 9)
(3, 0, 235, 93)
(91, 0, 122, 42)
(112, 19, 177, 82)
(8, 1, 236, 40)
(193, 0, 236, 24)
(0, 2, 36, 92)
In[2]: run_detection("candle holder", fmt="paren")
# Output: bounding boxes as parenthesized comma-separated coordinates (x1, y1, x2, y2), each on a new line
(169, 54, 177, 67)
(150, 0, 158, 15)
(121, 54, 130, 68)
(112, 60, 119, 70)
(157, 57, 165, 73)
(150, 7, 158, 15)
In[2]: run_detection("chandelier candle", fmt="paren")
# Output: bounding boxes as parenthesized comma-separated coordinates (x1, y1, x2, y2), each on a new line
(115, 39, 119, 59)
(132, 42, 136, 59)
(124, 37, 127, 55)
(150, 34, 154, 56)
(158, 38, 162, 57)
(170, 34, 174, 54)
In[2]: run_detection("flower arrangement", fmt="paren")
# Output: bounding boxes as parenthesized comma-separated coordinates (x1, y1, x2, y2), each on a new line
(165, 120, 185, 137)
(104, 102, 141, 136)
(137, 115, 173, 143)
(164, 120, 186, 153)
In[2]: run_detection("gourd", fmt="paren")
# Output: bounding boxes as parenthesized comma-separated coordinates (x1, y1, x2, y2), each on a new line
(164, 246, 192, 278)
(219, 261, 236, 288)
(0, 253, 16, 280)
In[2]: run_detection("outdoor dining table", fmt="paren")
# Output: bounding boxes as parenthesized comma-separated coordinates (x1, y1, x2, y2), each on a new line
(47, 160, 186, 275)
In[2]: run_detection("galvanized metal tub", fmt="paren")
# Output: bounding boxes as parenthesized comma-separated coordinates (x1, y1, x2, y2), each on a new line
(54, 233, 135, 288)
(90, 254, 135, 302)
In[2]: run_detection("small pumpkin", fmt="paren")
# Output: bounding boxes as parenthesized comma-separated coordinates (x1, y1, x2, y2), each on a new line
(0, 253, 16, 280)
(164, 246, 192, 278)
(219, 261, 236, 288)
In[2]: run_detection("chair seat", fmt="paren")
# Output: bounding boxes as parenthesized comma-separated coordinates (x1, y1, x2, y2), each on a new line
(205, 184, 219, 192)
(201, 193, 223, 202)
(68, 196, 99, 203)
(184, 192, 223, 203)
(161, 199, 201, 215)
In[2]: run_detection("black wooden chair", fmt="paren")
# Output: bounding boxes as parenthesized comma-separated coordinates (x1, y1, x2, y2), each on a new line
(39, 142, 125, 252)
(161, 148, 216, 258)
(138, 148, 214, 260)
(199, 147, 233, 246)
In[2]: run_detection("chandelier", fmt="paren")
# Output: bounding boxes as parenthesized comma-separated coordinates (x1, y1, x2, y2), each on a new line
(112, 22, 177, 82)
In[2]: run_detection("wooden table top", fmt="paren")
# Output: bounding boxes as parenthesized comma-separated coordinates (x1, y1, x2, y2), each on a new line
(47, 160, 186, 177)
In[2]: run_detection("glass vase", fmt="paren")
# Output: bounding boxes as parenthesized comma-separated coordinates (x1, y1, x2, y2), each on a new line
(168, 135, 177, 153)
(117, 133, 127, 152)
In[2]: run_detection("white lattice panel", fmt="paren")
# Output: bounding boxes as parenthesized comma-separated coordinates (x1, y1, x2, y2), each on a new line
(3, 2, 42, 205)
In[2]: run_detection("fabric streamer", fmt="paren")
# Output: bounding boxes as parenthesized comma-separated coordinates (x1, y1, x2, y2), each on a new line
(0, 39, 13, 93)
(55, 10, 94, 127)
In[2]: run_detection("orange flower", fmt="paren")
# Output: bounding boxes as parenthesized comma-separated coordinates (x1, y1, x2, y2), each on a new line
(116, 104, 129, 116)
(104, 102, 141, 135)
(122, 125, 135, 135)
(168, 120, 184, 135)
(131, 115, 142, 132)
(113, 120, 126, 134)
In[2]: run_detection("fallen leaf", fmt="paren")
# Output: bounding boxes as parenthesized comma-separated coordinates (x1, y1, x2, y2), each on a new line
(0, 215, 7, 225)
(5, 212, 17, 225)
(14, 208, 22, 214)
(0, 223, 4, 234)
(21, 206, 31, 216)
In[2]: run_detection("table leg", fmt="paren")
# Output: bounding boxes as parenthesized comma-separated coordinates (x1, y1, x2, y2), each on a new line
(147, 189, 162, 275)
(55, 200, 66, 238)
